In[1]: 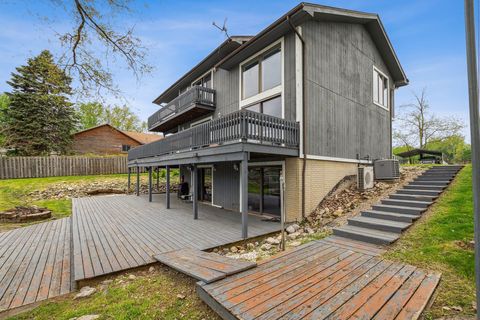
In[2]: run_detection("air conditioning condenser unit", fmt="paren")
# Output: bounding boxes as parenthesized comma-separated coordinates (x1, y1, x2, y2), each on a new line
(357, 166, 374, 190)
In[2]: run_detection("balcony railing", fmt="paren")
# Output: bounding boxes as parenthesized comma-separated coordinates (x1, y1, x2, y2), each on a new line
(129, 110, 299, 161)
(148, 86, 216, 131)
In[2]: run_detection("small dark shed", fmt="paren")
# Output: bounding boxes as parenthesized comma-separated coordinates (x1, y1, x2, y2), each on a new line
(396, 148, 444, 164)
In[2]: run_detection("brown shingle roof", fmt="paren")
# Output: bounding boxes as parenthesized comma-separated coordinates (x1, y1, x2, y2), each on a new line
(121, 130, 163, 144)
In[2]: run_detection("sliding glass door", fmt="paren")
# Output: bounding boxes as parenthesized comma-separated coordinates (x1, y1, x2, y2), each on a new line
(248, 166, 281, 216)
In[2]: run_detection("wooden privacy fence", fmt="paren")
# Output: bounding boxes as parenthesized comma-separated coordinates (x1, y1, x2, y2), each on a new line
(0, 156, 132, 179)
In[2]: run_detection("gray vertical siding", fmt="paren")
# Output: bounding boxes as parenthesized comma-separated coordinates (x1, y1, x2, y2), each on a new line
(303, 20, 392, 160)
(213, 68, 240, 118)
(284, 32, 296, 122)
(212, 162, 239, 210)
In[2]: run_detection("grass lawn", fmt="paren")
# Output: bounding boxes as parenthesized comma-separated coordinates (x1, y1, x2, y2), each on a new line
(0, 173, 157, 232)
(7, 265, 219, 320)
(383, 165, 475, 318)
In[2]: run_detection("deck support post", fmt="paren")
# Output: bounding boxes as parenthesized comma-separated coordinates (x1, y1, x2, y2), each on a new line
(127, 167, 131, 194)
(240, 152, 249, 239)
(136, 166, 140, 196)
(193, 164, 198, 219)
(166, 165, 170, 209)
(148, 167, 153, 202)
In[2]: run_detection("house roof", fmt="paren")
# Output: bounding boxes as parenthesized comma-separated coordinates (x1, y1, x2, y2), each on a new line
(73, 124, 163, 145)
(121, 130, 162, 144)
(152, 36, 253, 105)
(396, 148, 443, 158)
(215, 2, 408, 87)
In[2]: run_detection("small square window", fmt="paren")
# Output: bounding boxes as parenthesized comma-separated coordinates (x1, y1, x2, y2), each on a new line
(122, 145, 131, 152)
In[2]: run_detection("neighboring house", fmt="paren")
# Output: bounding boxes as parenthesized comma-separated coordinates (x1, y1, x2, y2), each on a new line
(128, 3, 408, 238)
(73, 124, 162, 155)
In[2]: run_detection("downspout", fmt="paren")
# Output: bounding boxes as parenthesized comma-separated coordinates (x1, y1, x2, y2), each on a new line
(287, 16, 307, 219)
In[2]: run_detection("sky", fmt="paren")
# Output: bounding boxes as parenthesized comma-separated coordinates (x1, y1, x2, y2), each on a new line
(0, 0, 473, 142)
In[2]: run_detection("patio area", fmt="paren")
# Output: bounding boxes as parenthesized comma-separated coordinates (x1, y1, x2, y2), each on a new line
(72, 194, 281, 281)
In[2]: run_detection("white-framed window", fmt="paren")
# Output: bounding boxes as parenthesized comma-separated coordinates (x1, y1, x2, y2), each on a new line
(373, 67, 389, 110)
(239, 38, 284, 118)
(191, 70, 212, 89)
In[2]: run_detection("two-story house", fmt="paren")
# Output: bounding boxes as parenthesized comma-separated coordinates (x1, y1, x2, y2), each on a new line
(128, 2, 408, 238)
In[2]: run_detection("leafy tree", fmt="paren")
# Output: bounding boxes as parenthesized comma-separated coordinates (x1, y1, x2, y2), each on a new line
(76, 102, 104, 130)
(76, 102, 146, 132)
(426, 135, 471, 163)
(0, 94, 10, 146)
(3, 50, 77, 155)
(393, 89, 464, 149)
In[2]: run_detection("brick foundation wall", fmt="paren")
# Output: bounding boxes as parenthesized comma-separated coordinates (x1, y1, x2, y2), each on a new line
(285, 158, 357, 222)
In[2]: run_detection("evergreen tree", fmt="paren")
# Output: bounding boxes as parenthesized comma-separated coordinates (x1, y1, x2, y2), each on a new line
(4, 50, 76, 155)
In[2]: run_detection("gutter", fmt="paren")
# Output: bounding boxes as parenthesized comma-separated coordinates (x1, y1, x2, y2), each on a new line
(286, 16, 307, 220)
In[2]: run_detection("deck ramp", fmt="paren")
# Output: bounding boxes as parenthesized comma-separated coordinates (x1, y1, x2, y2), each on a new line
(198, 237, 440, 320)
(154, 248, 256, 283)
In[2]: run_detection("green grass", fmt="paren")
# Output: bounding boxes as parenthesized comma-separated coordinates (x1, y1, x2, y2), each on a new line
(383, 164, 475, 318)
(8, 266, 219, 320)
(0, 174, 143, 232)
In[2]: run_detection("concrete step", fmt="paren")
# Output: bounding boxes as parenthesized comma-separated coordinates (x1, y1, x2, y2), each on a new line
(404, 184, 445, 191)
(381, 198, 432, 208)
(348, 216, 411, 233)
(411, 180, 450, 186)
(332, 225, 399, 245)
(362, 210, 420, 223)
(389, 193, 438, 202)
(397, 189, 441, 196)
(371, 204, 426, 215)
(415, 176, 453, 181)
(419, 174, 455, 179)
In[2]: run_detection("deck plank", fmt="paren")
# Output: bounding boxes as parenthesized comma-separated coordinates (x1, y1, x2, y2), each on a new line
(0, 219, 72, 312)
(71, 195, 281, 280)
(154, 248, 256, 283)
(199, 238, 440, 320)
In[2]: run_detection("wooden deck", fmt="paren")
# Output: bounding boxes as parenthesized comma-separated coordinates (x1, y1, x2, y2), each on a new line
(72, 194, 280, 281)
(154, 248, 256, 283)
(0, 218, 72, 312)
(198, 236, 440, 320)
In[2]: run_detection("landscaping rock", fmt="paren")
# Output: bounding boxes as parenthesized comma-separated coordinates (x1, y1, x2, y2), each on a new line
(266, 237, 280, 245)
(286, 225, 296, 234)
(230, 246, 238, 253)
(69, 315, 100, 320)
(128, 274, 136, 280)
(101, 279, 113, 285)
(246, 243, 255, 250)
(305, 227, 315, 234)
(289, 241, 302, 247)
(74, 286, 96, 299)
(149, 266, 155, 273)
(261, 243, 272, 251)
(176, 294, 186, 299)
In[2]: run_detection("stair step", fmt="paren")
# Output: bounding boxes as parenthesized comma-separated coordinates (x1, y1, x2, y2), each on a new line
(332, 225, 399, 245)
(371, 204, 425, 215)
(381, 198, 432, 208)
(404, 185, 445, 191)
(415, 176, 453, 181)
(397, 189, 441, 196)
(348, 216, 411, 233)
(362, 210, 420, 223)
(389, 193, 437, 202)
(411, 180, 450, 186)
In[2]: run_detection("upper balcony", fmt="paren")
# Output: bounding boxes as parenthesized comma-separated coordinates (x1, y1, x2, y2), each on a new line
(129, 110, 300, 164)
(148, 86, 216, 132)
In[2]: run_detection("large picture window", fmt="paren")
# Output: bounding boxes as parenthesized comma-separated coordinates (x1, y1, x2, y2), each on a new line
(373, 67, 389, 109)
(245, 95, 282, 118)
(242, 47, 281, 100)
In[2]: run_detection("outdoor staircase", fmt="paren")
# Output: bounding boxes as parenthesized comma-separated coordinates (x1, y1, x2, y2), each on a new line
(332, 165, 463, 245)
